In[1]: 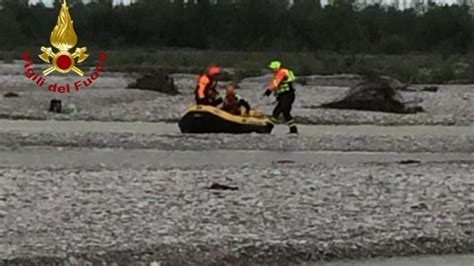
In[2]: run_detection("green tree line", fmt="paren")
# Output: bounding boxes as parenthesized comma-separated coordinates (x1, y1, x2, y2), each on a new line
(1, 0, 473, 54)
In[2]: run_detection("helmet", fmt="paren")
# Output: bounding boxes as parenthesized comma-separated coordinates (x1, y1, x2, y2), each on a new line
(225, 86, 236, 95)
(207, 65, 221, 76)
(268, 60, 281, 71)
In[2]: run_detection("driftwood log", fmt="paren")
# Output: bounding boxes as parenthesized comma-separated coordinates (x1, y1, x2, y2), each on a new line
(321, 76, 424, 114)
(128, 71, 179, 95)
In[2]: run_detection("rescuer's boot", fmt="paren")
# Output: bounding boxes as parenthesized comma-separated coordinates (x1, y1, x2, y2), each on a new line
(289, 125, 298, 134)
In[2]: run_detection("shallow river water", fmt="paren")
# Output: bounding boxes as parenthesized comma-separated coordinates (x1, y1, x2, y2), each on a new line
(2, 120, 473, 137)
(1, 148, 473, 169)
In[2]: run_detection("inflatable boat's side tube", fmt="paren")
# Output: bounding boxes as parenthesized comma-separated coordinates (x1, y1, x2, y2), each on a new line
(179, 105, 273, 134)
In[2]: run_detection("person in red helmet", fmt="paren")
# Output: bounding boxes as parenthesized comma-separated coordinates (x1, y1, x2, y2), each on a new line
(195, 65, 223, 106)
(222, 86, 251, 116)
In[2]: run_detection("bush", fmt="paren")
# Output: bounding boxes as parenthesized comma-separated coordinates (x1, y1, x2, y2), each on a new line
(380, 35, 408, 54)
(431, 60, 456, 84)
(41, 48, 474, 84)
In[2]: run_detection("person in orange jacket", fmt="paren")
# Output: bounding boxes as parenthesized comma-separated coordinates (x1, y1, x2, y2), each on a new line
(222, 86, 251, 116)
(195, 65, 223, 106)
(263, 60, 298, 134)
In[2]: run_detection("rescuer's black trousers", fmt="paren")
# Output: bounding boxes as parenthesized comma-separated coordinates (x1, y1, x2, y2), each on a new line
(272, 89, 295, 122)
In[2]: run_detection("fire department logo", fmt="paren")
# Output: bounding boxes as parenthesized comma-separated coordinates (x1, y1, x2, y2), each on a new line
(39, 0, 88, 76)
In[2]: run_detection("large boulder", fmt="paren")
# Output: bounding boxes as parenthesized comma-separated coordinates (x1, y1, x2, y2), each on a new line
(321, 76, 423, 114)
(127, 71, 179, 95)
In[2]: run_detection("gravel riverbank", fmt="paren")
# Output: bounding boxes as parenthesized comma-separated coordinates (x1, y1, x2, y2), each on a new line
(1, 63, 473, 265)
(1, 66, 474, 125)
(1, 162, 473, 265)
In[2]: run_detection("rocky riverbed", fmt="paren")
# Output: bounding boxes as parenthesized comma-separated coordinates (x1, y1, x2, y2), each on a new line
(2, 159, 473, 265)
(1, 62, 474, 125)
(1, 61, 473, 265)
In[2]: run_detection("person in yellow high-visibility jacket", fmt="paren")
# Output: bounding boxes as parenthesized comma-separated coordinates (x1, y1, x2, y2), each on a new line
(262, 60, 298, 134)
